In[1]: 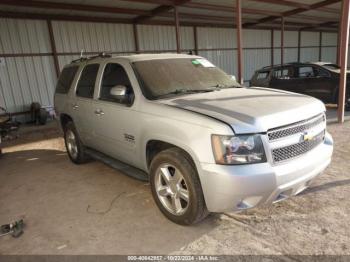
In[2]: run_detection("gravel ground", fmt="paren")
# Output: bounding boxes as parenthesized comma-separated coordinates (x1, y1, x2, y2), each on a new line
(0, 114, 349, 255)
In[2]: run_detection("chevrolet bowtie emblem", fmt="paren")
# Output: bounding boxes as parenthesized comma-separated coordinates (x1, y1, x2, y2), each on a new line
(303, 131, 314, 142)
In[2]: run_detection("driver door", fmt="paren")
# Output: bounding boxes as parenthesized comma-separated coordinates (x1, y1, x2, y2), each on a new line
(90, 62, 139, 167)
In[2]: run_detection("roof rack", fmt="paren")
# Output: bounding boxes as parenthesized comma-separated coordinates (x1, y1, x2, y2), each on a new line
(71, 57, 88, 63)
(71, 52, 112, 64)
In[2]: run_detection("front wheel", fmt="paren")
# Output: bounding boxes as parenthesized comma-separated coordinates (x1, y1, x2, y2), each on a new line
(149, 148, 208, 225)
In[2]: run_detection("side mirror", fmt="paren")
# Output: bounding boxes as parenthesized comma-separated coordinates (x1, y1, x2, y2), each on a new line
(110, 85, 127, 99)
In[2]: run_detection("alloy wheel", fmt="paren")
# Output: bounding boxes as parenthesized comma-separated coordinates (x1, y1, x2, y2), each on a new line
(66, 129, 78, 159)
(155, 164, 190, 216)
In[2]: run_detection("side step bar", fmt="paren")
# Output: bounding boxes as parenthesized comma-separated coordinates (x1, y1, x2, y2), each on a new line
(85, 148, 149, 182)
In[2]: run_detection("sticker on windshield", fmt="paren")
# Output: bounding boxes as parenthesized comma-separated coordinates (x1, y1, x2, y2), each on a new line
(192, 59, 215, 68)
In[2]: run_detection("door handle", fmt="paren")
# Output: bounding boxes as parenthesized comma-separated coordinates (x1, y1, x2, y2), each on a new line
(72, 104, 79, 110)
(94, 109, 105, 116)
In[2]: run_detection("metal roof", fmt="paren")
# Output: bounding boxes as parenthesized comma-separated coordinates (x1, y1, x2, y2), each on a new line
(0, 0, 341, 31)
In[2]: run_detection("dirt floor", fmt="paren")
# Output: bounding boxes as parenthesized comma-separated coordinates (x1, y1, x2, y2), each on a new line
(0, 109, 349, 255)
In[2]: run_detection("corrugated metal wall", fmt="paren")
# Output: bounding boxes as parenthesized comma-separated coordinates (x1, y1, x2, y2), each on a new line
(273, 30, 299, 65)
(322, 32, 337, 63)
(0, 18, 56, 113)
(137, 25, 194, 52)
(0, 17, 339, 114)
(52, 21, 135, 70)
(197, 27, 237, 78)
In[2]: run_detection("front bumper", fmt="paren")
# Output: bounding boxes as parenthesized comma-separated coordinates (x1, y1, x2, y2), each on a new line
(198, 132, 333, 213)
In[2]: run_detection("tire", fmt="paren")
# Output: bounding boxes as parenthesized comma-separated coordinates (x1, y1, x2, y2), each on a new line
(149, 148, 208, 225)
(38, 108, 48, 125)
(335, 88, 350, 111)
(63, 121, 90, 164)
(346, 94, 350, 111)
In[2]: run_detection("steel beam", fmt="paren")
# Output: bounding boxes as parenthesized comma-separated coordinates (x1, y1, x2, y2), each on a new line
(133, 24, 140, 53)
(174, 6, 181, 53)
(134, 0, 190, 23)
(297, 30, 301, 62)
(337, 0, 350, 123)
(135, 5, 173, 23)
(0, 10, 338, 32)
(0, 0, 150, 16)
(319, 31, 323, 61)
(271, 29, 274, 66)
(236, 0, 243, 84)
(0, 0, 340, 29)
(248, 0, 339, 14)
(194, 26, 198, 55)
(336, 0, 344, 66)
(244, 0, 341, 27)
(46, 19, 60, 77)
(281, 17, 285, 66)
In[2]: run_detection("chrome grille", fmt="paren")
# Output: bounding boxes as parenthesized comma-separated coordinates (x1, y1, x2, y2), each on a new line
(268, 114, 325, 141)
(272, 131, 325, 163)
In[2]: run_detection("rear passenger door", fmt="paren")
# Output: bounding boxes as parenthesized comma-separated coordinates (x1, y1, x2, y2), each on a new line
(71, 63, 100, 146)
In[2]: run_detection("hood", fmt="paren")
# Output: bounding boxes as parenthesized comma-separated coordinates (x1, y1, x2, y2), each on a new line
(159, 87, 325, 134)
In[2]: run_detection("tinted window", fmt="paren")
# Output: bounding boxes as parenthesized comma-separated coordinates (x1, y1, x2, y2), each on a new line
(257, 71, 269, 80)
(317, 67, 330, 77)
(100, 63, 134, 104)
(76, 64, 99, 98)
(55, 66, 78, 94)
(273, 67, 293, 79)
(298, 66, 315, 78)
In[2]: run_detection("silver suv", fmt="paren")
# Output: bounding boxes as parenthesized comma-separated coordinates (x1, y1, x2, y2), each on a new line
(54, 53, 333, 225)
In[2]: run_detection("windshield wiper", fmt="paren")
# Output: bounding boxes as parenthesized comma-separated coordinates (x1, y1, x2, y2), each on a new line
(158, 88, 216, 98)
(211, 84, 242, 89)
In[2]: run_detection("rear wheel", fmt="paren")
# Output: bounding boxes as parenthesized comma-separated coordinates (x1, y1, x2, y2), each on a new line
(149, 148, 208, 225)
(64, 121, 90, 164)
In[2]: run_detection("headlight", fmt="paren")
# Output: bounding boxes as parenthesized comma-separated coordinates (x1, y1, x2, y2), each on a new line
(211, 134, 266, 165)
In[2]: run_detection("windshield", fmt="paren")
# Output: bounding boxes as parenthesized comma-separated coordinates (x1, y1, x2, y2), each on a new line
(133, 58, 240, 99)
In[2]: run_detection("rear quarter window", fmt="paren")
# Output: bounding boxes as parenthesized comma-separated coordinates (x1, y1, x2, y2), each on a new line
(55, 66, 79, 94)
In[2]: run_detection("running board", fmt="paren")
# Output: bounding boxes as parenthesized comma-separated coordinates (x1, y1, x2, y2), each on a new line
(85, 148, 149, 182)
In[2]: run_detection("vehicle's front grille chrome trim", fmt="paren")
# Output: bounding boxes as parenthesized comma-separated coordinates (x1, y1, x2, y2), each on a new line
(268, 113, 325, 141)
(268, 113, 326, 163)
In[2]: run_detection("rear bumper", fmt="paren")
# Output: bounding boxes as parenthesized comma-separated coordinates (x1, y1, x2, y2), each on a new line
(198, 132, 333, 212)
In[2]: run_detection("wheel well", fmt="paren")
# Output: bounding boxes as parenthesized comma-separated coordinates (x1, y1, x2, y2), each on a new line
(60, 114, 73, 130)
(146, 140, 195, 169)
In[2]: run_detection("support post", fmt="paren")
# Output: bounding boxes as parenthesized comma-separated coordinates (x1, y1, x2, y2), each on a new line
(281, 16, 284, 66)
(236, 0, 243, 84)
(337, 28, 341, 65)
(174, 5, 181, 53)
(133, 23, 139, 53)
(47, 19, 60, 77)
(194, 26, 198, 55)
(337, 0, 350, 123)
(297, 30, 301, 62)
(337, 0, 344, 66)
(319, 31, 323, 61)
(271, 29, 274, 66)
